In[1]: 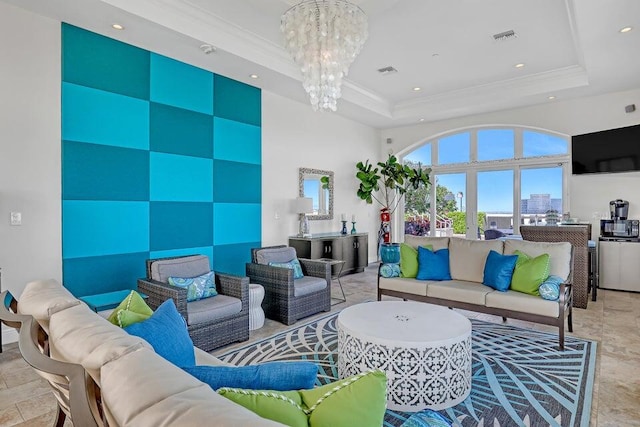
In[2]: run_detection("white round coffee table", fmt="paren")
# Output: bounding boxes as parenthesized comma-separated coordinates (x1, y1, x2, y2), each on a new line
(337, 301, 472, 411)
(248, 284, 265, 330)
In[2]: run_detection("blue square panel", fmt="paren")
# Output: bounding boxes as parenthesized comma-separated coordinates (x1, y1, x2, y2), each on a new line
(213, 160, 261, 203)
(150, 153, 213, 202)
(63, 201, 150, 259)
(214, 75, 261, 126)
(150, 202, 213, 251)
(213, 118, 261, 165)
(62, 24, 150, 100)
(150, 53, 213, 115)
(150, 246, 214, 269)
(213, 203, 261, 245)
(63, 252, 149, 297)
(63, 141, 149, 201)
(213, 242, 258, 276)
(63, 83, 149, 150)
(150, 102, 213, 158)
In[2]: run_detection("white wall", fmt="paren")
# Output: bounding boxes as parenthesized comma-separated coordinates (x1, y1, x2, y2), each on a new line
(262, 91, 380, 259)
(0, 2, 61, 344)
(381, 88, 640, 239)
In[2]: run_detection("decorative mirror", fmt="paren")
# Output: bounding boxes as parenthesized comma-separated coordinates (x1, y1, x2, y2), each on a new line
(298, 168, 334, 220)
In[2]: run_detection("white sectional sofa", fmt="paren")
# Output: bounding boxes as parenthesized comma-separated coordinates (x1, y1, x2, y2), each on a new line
(378, 236, 574, 350)
(16, 279, 284, 427)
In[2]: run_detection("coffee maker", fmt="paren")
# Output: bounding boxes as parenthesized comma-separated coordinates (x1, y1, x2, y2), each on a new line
(609, 199, 629, 220)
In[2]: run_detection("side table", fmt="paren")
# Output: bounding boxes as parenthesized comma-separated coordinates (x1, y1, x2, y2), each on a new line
(249, 284, 265, 330)
(317, 258, 346, 305)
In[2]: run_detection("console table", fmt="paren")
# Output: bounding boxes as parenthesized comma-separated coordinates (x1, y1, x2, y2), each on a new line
(289, 232, 368, 277)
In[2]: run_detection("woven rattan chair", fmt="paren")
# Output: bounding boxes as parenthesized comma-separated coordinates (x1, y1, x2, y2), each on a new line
(0, 291, 105, 427)
(520, 225, 591, 308)
(246, 245, 331, 325)
(137, 255, 249, 352)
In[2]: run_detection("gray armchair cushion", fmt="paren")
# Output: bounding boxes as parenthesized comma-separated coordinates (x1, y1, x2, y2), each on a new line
(293, 276, 327, 297)
(150, 255, 211, 283)
(256, 247, 297, 265)
(186, 295, 242, 326)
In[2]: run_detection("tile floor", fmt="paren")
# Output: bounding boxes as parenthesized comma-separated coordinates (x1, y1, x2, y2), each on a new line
(1, 264, 639, 426)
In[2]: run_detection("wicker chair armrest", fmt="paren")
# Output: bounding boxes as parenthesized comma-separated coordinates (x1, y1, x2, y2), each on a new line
(246, 263, 295, 297)
(298, 258, 332, 282)
(215, 272, 249, 313)
(137, 278, 188, 317)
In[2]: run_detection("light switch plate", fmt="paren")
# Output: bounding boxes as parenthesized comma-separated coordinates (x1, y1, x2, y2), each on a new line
(10, 212, 22, 226)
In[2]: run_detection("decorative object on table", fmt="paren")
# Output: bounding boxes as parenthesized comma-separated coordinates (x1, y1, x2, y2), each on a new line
(380, 242, 401, 264)
(351, 221, 357, 234)
(248, 284, 265, 330)
(219, 312, 597, 427)
(294, 197, 314, 237)
(355, 154, 430, 254)
(281, 0, 368, 112)
(341, 220, 348, 235)
(545, 209, 560, 225)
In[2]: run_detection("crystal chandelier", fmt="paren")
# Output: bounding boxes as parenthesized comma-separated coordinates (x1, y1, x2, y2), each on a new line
(281, 0, 368, 112)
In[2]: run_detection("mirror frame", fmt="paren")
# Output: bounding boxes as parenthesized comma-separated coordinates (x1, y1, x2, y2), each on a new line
(298, 168, 334, 220)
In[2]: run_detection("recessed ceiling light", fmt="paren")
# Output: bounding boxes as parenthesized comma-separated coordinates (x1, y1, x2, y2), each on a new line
(619, 26, 633, 33)
(514, 63, 525, 68)
(548, 96, 556, 100)
(413, 87, 421, 92)
(111, 24, 124, 30)
(249, 74, 259, 79)
(432, 53, 440, 58)
(419, 118, 425, 122)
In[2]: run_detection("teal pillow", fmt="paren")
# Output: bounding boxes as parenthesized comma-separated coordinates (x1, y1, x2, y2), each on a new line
(124, 299, 195, 367)
(539, 275, 563, 301)
(182, 362, 318, 391)
(416, 247, 451, 281)
(168, 271, 217, 302)
(269, 259, 304, 279)
(482, 250, 518, 292)
(380, 263, 400, 278)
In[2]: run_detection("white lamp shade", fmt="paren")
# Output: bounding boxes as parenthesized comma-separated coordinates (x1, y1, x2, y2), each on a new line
(294, 197, 314, 214)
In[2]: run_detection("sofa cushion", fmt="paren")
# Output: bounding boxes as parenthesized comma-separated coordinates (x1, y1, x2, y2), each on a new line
(400, 243, 432, 278)
(17, 279, 78, 333)
(510, 251, 550, 296)
(379, 277, 428, 296)
(482, 250, 518, 292)
(379, 263, 400, 278)
(182, 361, 318, 391)
(256, 247, 297, 265)
(187, 295, 242, 325)
(427, 280, 494, 305)
(168, 271, 218, 302)
(125, 299, 195, 367)
(150, 255, 211, 283)
(504, 240, 571, 281)
(100, 347, 284, 427)
(269, 259, 304, 279)
(293, 276, 327, 297)
(404, 235, 449, 251)
(485, 290, 559, 318)
(539, 276, 564, 301)
(417, 247, 451, 281)
(449, 238, 504, 283)
(107, 290, 153, 328)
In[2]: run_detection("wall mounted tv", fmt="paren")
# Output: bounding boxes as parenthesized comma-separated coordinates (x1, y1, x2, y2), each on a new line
(572, 123, 640, 175)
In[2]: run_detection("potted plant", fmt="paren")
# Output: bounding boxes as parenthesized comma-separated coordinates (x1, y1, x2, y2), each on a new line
(355, 154, 430, 261)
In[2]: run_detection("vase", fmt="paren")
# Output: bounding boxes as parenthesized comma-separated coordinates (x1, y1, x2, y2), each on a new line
(380, 242, 401, 264)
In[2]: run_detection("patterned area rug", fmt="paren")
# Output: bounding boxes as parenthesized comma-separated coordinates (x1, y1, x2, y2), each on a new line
(219, 312, 596, 427)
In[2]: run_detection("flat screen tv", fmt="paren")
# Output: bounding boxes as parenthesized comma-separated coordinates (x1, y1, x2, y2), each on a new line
(572, 123, 640, 175)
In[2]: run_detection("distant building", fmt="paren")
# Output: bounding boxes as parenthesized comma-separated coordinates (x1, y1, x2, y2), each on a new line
(520, 194, 562, 214)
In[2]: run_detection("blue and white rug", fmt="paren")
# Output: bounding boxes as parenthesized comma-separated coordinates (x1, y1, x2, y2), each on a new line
(219, 312, 596, 427)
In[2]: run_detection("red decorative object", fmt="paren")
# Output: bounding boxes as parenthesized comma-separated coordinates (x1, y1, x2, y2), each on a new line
(380, 208, 391, 243)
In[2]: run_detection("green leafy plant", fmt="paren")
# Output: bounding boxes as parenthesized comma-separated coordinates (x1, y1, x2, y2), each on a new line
(355, 154, 431, 215)
(320, 175, 330, 190)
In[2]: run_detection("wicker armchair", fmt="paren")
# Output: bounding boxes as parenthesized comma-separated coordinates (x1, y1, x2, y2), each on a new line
(137, 255, 249, 352)
(246, 245, 331, 325)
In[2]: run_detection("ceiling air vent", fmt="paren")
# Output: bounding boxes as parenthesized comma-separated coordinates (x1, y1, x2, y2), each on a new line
(493, 30, 517, 42)
(377, 66, 398, 75)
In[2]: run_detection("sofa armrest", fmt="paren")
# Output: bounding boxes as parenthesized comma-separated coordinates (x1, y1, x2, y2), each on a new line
(137, 278, 188, 318)
(298, 258, 331, 282)
(215, 272, 249, 313)
(246, 263, 295, 298)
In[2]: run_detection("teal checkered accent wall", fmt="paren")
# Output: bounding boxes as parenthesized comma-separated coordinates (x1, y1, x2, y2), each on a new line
(61, 24, 261, 297)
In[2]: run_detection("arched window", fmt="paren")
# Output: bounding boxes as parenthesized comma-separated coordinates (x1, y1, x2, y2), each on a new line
(402, 126, 570, 239)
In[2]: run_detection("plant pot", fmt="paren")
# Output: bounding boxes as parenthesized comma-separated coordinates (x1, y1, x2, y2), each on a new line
(380, 242, 401, 264)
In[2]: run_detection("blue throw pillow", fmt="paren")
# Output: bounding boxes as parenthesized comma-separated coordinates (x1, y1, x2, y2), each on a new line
(482, 250, 518, 292)
(416, 247, 451, 281)
(168, 271, 217, 302)
(380, 263, 400, 278)
(269, 259, 304, 279)
(182, 361, 318, 391)
(124, 299, 195, 367)
(539, 275, 564, 301)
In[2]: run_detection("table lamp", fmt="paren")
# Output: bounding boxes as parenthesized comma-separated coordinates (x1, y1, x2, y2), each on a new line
(295, 197, 314, 237)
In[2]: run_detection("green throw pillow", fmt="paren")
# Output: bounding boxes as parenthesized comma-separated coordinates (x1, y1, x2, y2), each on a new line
(510, 250, 550, 296)
(400, 243, 432, 278)
(218, 370, 387, 427)
(107, 290, 153, 328)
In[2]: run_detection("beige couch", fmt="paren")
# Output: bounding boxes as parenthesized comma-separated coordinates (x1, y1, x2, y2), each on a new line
(378, 236, 574, 350)
(17, 279, 285, 427)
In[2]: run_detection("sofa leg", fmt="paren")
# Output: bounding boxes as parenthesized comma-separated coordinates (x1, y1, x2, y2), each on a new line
(559, 326, 565, 351)
(54, 406, 66, 427)
(568, 309, 574, 333)
(502, 317, 507, 322)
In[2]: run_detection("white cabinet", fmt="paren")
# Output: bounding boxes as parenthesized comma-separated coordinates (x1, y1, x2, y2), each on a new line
(599, 240, 640, 292)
